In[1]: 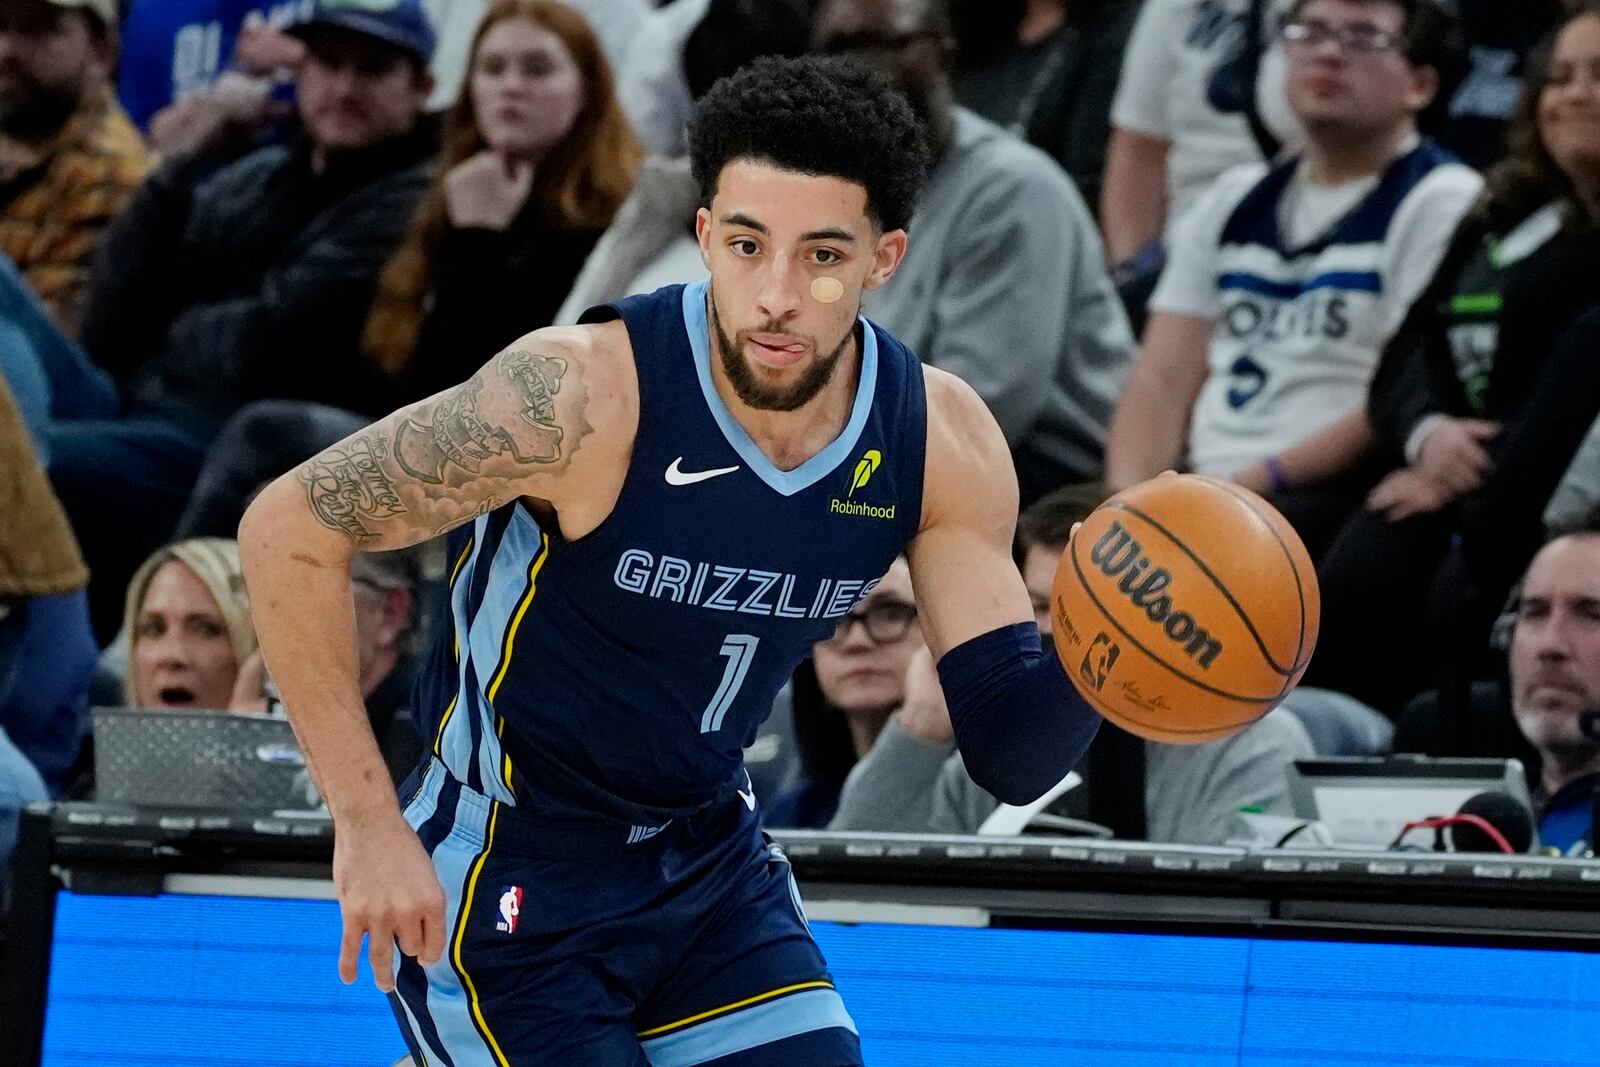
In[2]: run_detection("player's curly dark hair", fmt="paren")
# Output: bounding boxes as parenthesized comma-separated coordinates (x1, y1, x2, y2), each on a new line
(688, 55, 930, 233)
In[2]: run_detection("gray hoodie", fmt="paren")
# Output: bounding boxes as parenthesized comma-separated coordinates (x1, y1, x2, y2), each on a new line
(865, 108, 1136, 485)
(828, 706, 1314, 845)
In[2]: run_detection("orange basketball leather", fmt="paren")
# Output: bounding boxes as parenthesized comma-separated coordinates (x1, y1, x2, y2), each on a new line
(1051, 474, 1320, 744)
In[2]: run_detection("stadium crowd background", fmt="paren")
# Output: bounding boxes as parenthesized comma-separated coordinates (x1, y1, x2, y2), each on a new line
(1, 0, 1598, 882)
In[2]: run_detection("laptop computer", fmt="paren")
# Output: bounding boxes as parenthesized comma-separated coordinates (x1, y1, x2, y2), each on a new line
(1288, 755, 1533, 850)
(92, 707, 325, 814)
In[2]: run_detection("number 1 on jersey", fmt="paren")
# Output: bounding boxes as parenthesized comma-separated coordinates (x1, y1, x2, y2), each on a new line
(700, 635, 759, 733)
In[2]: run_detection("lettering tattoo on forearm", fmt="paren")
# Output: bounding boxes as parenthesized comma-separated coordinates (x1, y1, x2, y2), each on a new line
(394, 350, 567, 484)
(298, 433, 408, 544)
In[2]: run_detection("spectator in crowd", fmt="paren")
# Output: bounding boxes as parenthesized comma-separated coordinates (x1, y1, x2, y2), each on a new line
(828, 485, 1313, 843)
(1100, 0, 1300, 281)
(814, 0, 1135, 500)
(0, 372, 90, 868)
(950, 0, 1141, 214)
(1504, 511, 1600, 854)
(0, 0, 149, 341)
(121, 538, 257, 713)
(1105, 0, 1483, 556)
(1310, 4, 1600, 712)
(428, 0, 647, 113)
(764, 558, 922, 828)
(42, 0, 440, 641)
(364, 0, 640, 402)
(1399, 508, 1600, 855)
(55, 535, 260, 801)
(231, 547, 429, 786)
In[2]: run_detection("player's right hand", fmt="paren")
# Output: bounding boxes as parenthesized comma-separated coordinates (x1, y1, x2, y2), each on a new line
(332, 811, 447, 992)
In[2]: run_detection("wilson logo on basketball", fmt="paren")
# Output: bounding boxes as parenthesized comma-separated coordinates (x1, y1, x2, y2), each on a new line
(1089, 522, 1223, 670)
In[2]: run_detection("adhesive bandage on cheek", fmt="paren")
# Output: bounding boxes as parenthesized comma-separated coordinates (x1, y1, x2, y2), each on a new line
(810, 276, 844, 304)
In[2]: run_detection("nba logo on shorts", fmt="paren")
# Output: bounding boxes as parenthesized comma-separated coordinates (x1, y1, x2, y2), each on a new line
(496, 886, 523, 934)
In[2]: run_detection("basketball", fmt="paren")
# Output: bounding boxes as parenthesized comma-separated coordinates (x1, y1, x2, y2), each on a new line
(1050, 474, 1319, 744)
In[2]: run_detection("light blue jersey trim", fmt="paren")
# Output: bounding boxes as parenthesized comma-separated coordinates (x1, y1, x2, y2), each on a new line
(463, 511, 545, 805)
(680, 280, 879, 497)
(410, 782, 501, 1067)
(440, 516, 490, 784)
(640, 988, 857, 1066)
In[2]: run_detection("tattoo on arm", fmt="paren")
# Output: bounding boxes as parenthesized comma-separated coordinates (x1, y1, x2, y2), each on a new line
(298, 433, 408, 544)
(393, 350, 568, 484)
(295, 348, 591, 546)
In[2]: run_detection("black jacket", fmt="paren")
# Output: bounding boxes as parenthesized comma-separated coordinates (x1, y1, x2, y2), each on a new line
(403, 200, 601, 402)
(82, 122, 438, 433)
(1368, 204, 1600, 591)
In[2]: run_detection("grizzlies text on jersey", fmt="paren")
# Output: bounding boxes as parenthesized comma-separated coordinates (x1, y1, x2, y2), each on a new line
(411, 280, 928, 826)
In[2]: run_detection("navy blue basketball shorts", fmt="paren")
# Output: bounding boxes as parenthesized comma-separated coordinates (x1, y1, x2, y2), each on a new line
(388, 760, 861, 1066)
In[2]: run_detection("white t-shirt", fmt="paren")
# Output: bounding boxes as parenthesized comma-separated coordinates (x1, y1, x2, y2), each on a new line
(1111, 0, 1302, 236)
(1152, 148, 1484, 476)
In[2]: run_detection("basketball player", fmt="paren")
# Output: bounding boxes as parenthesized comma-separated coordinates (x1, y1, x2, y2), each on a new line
(240, 56, 1102, 1065)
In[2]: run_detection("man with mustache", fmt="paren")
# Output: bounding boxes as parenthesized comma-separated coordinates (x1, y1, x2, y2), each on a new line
(1507, 508, 1600, 854)
(42, 0, 438, 642)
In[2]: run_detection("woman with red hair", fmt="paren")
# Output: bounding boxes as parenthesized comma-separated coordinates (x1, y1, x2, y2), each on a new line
(364, 0, 641, 401)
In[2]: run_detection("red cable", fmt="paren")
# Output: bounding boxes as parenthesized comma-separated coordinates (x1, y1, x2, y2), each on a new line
(1389, 814, 1516, 854)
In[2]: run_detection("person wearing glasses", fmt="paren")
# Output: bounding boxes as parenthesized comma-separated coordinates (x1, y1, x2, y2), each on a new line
(1310, 4, 1600, 716)
(1106, 0, 1482, 560)
(765, 557, 922, 829)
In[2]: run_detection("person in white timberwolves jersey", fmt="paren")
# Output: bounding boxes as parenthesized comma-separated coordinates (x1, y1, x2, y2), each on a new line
(1106, 0, 1482, 553)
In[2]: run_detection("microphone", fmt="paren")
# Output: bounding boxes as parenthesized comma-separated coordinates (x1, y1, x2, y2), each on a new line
(1448, 791, 1536, 854)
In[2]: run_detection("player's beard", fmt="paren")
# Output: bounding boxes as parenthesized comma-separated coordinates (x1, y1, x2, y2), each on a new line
(709, 291, 854, 413)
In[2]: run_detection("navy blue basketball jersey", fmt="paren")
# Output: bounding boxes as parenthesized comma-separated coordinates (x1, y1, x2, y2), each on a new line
(412, 281, 927, 823)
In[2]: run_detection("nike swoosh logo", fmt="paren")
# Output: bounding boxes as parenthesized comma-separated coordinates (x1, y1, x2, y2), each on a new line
(665, 457, 740, 486)
(737, 787, 757, 811)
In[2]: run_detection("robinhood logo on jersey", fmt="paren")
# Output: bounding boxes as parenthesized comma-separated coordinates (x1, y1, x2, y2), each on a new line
(829, 449, 895, 521)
